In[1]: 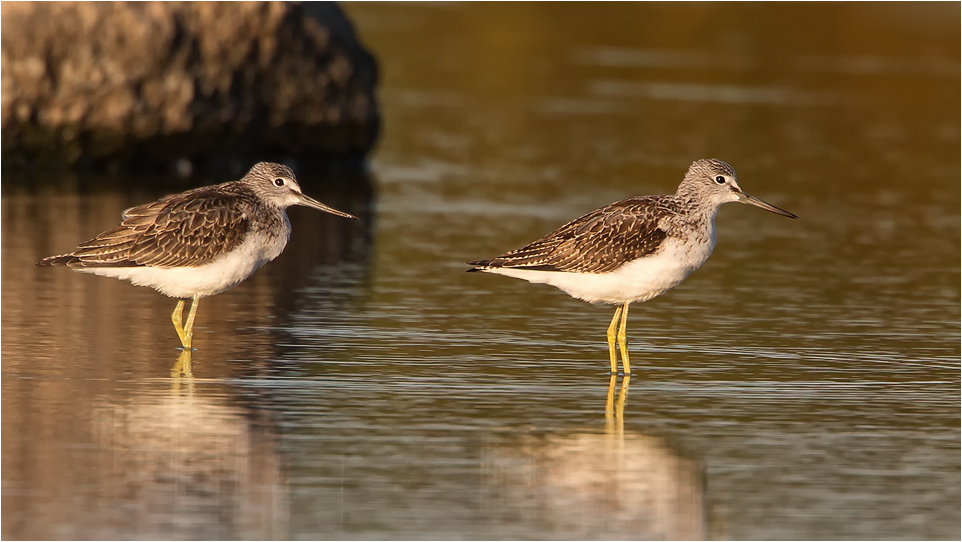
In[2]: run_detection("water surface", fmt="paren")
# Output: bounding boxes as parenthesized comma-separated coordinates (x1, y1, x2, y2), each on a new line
(3, 3, 959, 539)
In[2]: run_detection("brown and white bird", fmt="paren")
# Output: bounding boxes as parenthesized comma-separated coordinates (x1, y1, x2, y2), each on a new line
(468, 158, 796, 375)
(38, 162, 356, 349)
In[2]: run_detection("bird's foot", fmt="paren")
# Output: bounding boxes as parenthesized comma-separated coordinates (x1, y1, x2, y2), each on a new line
(173, 326, 192, 349)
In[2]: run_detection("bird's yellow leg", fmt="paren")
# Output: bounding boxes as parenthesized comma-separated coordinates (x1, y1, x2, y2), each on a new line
(182, 294, 201, 349)
(606, 305, 623, 374)
(171, 300, 189, 347)
(618, 301, 631, 375)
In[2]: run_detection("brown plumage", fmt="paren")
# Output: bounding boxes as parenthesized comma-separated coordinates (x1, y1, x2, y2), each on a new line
(468, 198, 672, 273)
(38, 184, 267, 269)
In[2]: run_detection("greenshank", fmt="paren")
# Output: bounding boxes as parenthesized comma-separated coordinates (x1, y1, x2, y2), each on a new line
(38, 162, 356, 349)
(468, 158, 796, 375)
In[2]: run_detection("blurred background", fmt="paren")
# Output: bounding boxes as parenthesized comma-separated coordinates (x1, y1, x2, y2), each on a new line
(3, 2, 959, 539)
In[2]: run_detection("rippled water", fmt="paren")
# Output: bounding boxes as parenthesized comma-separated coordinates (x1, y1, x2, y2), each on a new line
(3, 3, 959, 540)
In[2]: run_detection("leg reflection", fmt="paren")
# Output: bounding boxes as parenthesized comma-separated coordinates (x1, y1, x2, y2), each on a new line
(604, 374, 631, 437)
(605, 374, 617, 433)
(171, 348, 193, 379)
(170, 348, 194, 397)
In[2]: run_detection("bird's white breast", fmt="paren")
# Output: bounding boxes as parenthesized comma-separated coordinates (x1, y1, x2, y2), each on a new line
(483, 235, 716, 305)
(78, 219, 291, 299)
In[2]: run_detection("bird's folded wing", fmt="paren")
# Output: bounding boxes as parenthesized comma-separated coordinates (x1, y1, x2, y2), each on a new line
(67, 190, 251, 268)
(470, 197, 671, 273)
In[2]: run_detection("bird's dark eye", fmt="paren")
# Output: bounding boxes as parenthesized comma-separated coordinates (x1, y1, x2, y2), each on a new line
(714, 175, 726, 184)
(274, 178, 285, 187)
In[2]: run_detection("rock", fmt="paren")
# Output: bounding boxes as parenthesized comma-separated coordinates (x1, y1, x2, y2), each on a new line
(1, 2, 379, 173)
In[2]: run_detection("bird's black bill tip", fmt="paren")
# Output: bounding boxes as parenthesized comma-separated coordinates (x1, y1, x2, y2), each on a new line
(740, 193, 797, 219)
(296, 193, 357, 219)
(771, 205, 798, 219)
(324, 207, 358, 220)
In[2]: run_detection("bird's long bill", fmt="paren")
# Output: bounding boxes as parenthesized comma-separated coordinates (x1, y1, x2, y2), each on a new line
(738, 192, 797, 219)
(296, 193, 357, 219)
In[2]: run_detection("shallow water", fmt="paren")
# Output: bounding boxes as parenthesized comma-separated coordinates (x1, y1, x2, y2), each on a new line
(3, 3, 959, 539)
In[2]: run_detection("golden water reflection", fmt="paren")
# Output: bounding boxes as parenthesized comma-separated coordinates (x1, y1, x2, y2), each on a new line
(484, 376, 705, 540)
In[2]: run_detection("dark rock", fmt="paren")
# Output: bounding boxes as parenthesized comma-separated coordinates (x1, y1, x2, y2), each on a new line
(1, 2, 379, 174)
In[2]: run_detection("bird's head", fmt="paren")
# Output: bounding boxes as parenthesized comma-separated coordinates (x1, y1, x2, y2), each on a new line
(679, 158, 796, 218)
(244, 162, 356, 219)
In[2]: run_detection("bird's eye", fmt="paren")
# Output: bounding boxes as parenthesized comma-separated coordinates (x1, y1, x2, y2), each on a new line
(274, 178, 285, 187)
(714, 175, 726, 184)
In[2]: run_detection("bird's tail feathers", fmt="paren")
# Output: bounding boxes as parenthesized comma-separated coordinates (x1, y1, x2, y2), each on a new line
(466, 259, 495, 272)
(36, 254, 75, 267)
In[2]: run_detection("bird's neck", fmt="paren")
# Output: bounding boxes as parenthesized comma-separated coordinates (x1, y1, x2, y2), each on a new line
(674, 190, 723, 223)
(669, 194, 718, 249)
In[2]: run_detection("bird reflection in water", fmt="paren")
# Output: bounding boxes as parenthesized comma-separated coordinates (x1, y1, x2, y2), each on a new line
(482, 375, 705, 539)
(80, 368, 291, 539)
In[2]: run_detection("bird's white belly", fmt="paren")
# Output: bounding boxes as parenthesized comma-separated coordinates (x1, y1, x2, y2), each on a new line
(486, 237, 715, 304)
(78, 230, 289, 299)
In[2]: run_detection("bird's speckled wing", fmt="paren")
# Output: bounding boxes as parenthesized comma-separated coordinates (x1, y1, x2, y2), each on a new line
(39, 187, 252, 269)
(469, 197, 673, 273)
